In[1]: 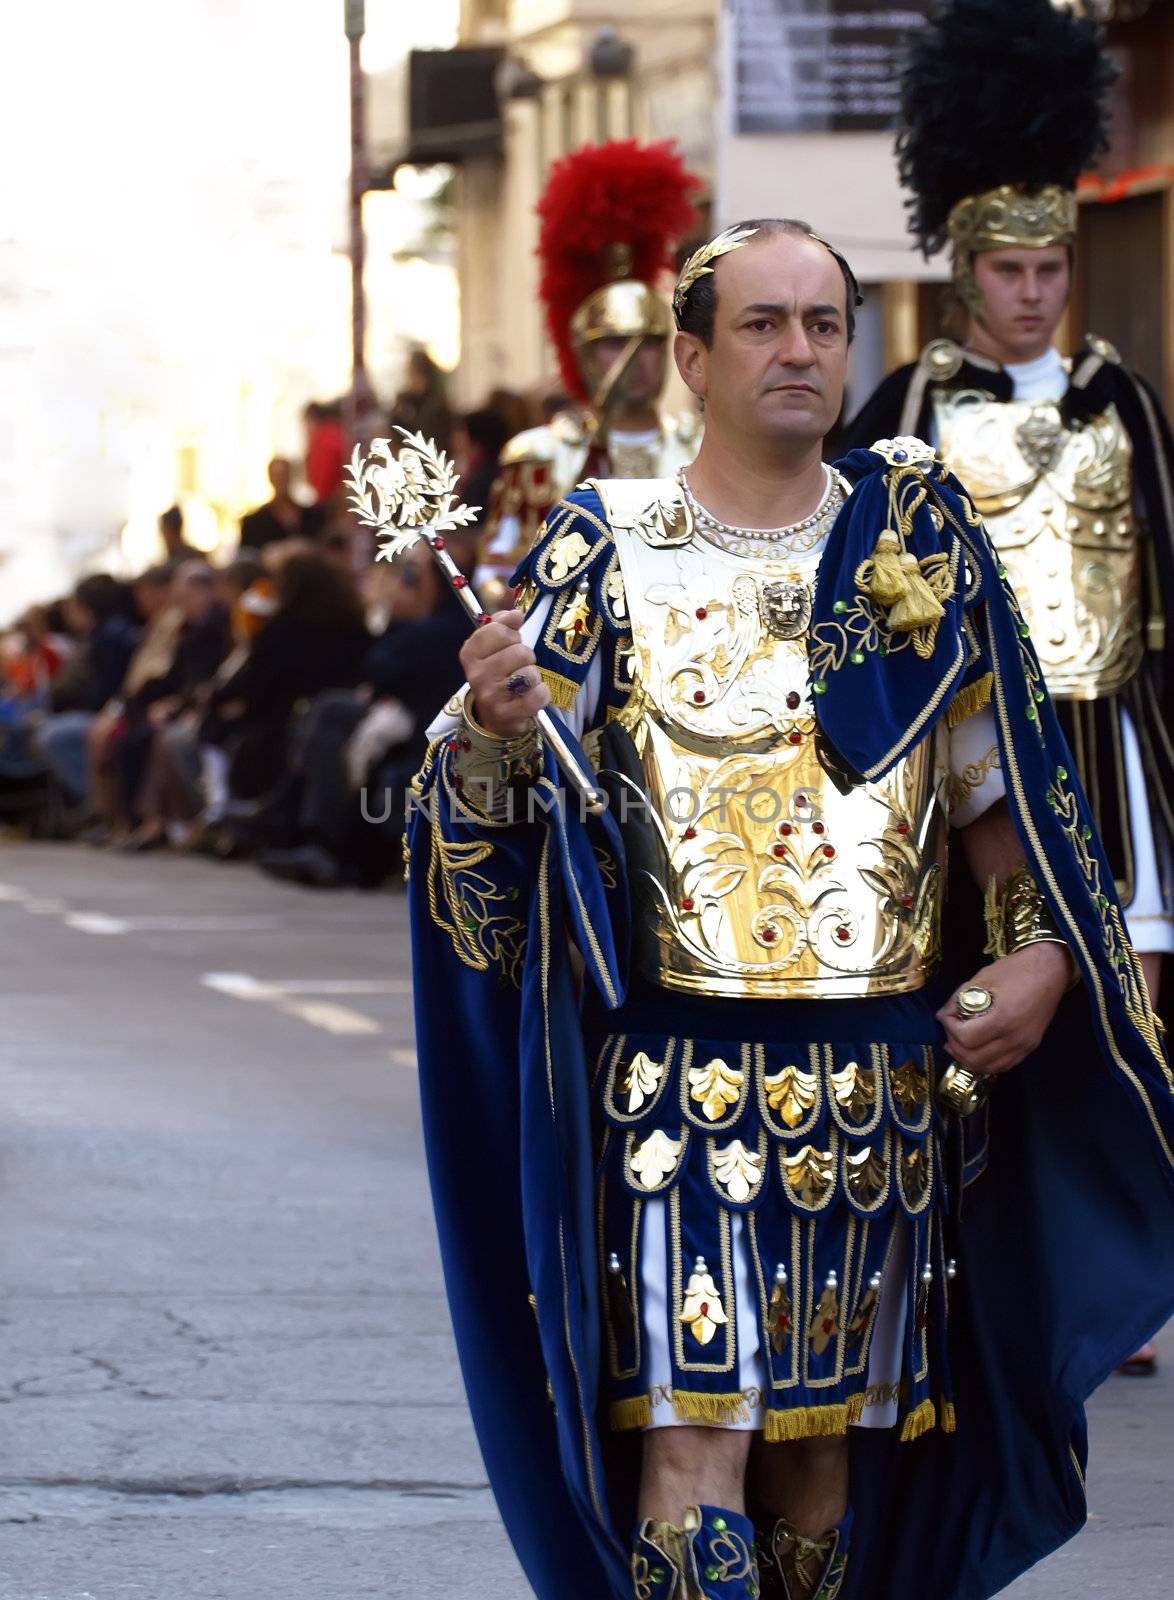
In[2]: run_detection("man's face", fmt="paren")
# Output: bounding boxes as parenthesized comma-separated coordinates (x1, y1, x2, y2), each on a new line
(675, 233, 849, 450)
(971, 246, 1070, 361)
(579, 335, 667, 415)
(268, 457, 291, 496)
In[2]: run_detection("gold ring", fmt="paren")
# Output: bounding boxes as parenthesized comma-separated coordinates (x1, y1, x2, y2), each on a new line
(937, 1062, 988, 1118)
(956, 984, 995, 1019)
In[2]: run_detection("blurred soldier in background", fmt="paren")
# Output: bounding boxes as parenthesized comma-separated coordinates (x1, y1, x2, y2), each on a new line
(477, 140, 703, 600)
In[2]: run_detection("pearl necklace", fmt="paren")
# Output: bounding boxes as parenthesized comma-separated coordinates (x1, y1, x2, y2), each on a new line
(677, 465, 845, 557)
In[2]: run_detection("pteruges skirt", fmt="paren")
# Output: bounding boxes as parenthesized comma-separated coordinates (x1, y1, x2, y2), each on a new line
(587, 983, 959, 1445)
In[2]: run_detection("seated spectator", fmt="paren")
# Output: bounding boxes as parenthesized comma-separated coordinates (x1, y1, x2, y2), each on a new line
(1, 604, 70, 702)
(110, 563, 231, 847)
(130, 565, 175, 628)
(202, 551, 370, 810)
(258, 535, 473, 888)
(238, 458, 323, 551)
(43, 575, 139, 718)
(28, 575, 140, 824)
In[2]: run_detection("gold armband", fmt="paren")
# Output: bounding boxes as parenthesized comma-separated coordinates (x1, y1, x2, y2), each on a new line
(984, 866, 1076, 981)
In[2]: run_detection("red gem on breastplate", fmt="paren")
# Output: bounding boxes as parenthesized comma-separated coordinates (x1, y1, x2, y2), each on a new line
(779, 823, 793, 837)
(693, 690, 706, 704)
(762, 927, 777, 943)
(897, 822, 910, 835)
(453, 575, 468, 589)
(786, 691, 801, 709)
(681, 898, 695, 912)
(902, 894, 915, 910)
(772, 844, 787, 859)
(788, 730, 802, 746)
(822, 845, 836, 859)
(836, 926, 851, 942)
(683, 828, 697, 841)
(696, 607, 708, 620)
(812, 821, 825, 835)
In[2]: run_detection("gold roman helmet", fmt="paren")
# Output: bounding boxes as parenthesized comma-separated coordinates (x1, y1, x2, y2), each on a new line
(570, 247, 673, 352)
(536, 141, 700, 411)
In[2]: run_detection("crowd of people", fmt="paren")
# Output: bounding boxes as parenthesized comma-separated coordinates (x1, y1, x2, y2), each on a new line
(0, 366, 552, 891)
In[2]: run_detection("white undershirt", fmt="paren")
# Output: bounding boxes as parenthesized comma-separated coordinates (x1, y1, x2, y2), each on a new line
(1004, 346, 1067, 404)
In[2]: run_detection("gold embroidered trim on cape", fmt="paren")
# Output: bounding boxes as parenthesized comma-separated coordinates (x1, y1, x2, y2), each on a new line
(899, 1397, 939, 1442)
(946, 672, 993, 729)
(672, 1390, 752, 1426)
(539, 666, 580, 710)
(763, 1397, 867, 1442)
(609, 1395, 653, 1431)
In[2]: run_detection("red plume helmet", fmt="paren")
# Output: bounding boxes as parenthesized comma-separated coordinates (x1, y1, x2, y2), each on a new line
(536, 140, 702, 404)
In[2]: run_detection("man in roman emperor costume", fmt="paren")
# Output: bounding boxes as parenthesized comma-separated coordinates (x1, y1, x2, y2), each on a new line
(409, 217, 1174, 1599)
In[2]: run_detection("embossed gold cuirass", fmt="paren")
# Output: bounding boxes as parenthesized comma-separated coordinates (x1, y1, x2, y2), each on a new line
(934, 392, 1142, 699)
(597, 482, 948, 1000)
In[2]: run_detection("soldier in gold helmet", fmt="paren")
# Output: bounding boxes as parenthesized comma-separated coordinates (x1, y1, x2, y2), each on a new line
(844, 14, 1174, 1380)
(477, 141, 703, 599)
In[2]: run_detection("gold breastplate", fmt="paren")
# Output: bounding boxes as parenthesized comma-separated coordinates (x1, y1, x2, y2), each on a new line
(597, 481, 947, 1000)
(934, 391, 1142, 699)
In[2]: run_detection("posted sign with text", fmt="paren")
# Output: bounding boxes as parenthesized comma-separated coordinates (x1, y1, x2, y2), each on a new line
(732, 1, 933, 134)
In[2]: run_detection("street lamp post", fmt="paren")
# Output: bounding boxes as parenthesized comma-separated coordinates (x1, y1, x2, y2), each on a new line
(344, 0, 378, 447)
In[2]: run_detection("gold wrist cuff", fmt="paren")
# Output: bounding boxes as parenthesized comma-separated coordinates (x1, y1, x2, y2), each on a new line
(452, 698, 543, 816)
(984, 866, 1076, 978)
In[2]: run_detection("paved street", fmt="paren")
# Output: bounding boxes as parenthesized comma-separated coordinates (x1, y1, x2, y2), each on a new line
(0, 843, 1169, 1599)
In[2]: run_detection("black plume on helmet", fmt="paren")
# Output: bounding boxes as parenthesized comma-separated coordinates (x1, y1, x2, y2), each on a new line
(896, 0, 1116, 256)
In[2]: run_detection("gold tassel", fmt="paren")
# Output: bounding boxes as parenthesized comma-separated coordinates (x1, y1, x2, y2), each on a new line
(763, 1398, 864, 1443)
(946, 671, 993, 729)
(940, 1400, 958, 1434)
(858, 530, 908, 606)
(899, 1398, 938, 1443)
(856, 535, 947, 636)
(538, 667, 580, 710)
(671, 1390, 751, 1426)
(888, 553, 947, 633)
(609, 1394, 653, 1432)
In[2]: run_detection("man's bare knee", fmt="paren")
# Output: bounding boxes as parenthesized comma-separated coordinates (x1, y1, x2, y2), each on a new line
(640, 1426, 753, 1521)
(645, 1425, 751, 1475)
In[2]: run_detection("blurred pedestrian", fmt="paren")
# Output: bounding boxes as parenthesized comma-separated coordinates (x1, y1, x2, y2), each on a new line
(239, 457, 323, 550)
(159, 505, 199, 567)
(389, 348, 453, 454)
(303, 401, 348, 508)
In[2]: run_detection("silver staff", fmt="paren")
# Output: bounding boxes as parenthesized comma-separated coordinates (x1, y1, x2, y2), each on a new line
(347, 428, 607, 816)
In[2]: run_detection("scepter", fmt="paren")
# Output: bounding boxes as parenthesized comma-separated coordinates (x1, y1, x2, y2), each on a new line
(347, 428, 607, 816)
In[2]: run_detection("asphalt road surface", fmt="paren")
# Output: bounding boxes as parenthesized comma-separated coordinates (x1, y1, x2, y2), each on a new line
(0, 843, 1168, 1599)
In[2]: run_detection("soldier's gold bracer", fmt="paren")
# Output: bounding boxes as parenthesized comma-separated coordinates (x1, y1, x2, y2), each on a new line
(598, 481, 947, 1000)
(933, 391, 1142, 700)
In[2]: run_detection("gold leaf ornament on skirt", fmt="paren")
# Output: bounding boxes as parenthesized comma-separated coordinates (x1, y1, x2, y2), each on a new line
(630, 1129, 684, 1190)
(712, 1139, 763, 1203)
(620, 1050, 664, 1114)
(679, 1256, 729, 1345)
(688, 1057, 744, 1122)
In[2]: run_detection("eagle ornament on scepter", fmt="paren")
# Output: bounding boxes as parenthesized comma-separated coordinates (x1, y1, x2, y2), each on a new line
(347, 428, 608, 815)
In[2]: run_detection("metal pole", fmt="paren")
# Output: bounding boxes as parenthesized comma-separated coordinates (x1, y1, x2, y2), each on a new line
(345, 1, 377, 446)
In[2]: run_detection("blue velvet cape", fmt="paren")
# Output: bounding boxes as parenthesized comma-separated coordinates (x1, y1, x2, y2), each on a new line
(407, 447, 1174, 1599)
